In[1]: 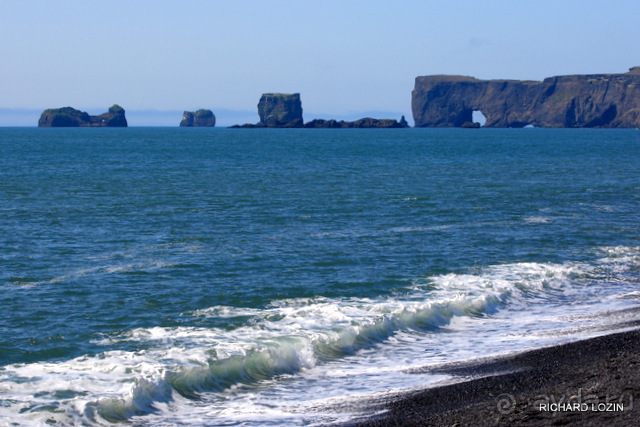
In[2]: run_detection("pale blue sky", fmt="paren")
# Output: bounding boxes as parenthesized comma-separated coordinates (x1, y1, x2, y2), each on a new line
(1, 1, 639, 125)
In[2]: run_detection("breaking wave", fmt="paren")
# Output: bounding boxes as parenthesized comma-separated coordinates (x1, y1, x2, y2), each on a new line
(2, 247, 640, 425)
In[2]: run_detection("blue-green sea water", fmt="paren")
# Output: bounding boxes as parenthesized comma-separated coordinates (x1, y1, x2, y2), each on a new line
(1, 128, 640, 425)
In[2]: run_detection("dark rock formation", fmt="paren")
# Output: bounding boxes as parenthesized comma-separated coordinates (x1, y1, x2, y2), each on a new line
(257, 93, 303, 127)
(461, 121, 480, 129)
(304, 116, 409, 128)
(179, 109, 216, 127)
(38, 105, 127, 127)
(228, 123, 261, 129)
(412, 67, 640, 128)
(229, 93, 409, 129)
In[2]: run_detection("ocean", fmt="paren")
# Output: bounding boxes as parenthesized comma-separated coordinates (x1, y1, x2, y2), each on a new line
(1, 127, 640, 426)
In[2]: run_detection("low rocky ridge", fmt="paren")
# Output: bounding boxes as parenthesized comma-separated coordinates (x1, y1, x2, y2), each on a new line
(179, 109, 216, 127)
(412, 67, 640, 128)
(304, 116, 408, 128)
(38, 105, 127, 127)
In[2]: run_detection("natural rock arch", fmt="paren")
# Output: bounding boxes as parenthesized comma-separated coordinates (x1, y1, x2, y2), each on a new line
(411, 68, 640, 128)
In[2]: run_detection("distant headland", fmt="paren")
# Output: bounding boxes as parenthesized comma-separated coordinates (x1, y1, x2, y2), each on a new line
(38, 105, 127, 127)
(412, 67, 640, 128)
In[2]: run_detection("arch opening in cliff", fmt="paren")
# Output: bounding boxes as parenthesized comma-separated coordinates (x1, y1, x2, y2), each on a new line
(472, 110, 487, 127)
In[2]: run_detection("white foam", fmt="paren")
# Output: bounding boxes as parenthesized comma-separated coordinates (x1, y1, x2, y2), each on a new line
(524, 215, 551, 223)
(3, 247, 640, 425)
(9, 259, 179, 288)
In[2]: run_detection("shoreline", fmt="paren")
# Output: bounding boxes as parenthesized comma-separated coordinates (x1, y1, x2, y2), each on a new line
(350, 327, 640, 426)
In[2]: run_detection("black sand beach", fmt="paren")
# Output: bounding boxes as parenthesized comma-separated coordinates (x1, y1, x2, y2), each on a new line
(353, 327, 640, 426)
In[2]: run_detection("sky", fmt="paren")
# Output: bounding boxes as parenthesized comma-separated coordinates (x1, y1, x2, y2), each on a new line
(1, 0, 639, 126)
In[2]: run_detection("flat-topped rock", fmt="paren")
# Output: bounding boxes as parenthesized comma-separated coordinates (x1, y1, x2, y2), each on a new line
(258, 93, 303, 127)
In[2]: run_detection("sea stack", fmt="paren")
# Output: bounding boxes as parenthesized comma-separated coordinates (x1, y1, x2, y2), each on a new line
(179, 109, 216, 127)
(412, 67, 640, 128)
(257, 93, 304, 127)
(38, 105, 128, 127)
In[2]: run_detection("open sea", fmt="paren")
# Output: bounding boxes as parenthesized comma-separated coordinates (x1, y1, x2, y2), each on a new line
(1, 127, 640, 426)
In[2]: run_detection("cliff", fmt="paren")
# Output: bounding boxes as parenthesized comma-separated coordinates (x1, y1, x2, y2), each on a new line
(38, 105, 127, 127)
(412, 67, 640, 128)
(180, 109, 216, 127)
(258, 93, 303, 127)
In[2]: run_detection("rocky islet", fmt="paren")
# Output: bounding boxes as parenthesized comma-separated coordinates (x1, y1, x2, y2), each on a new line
(179, 109, 216, 127)
(38, 105, 128, 127)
